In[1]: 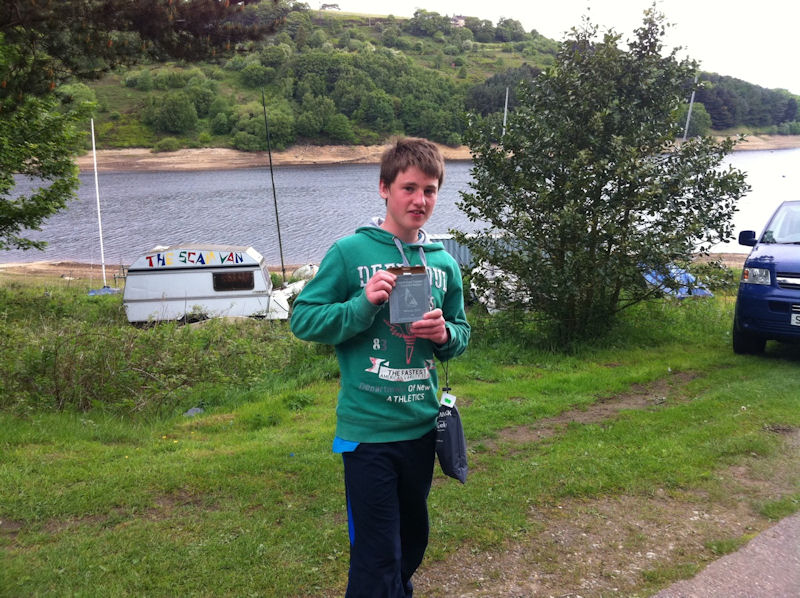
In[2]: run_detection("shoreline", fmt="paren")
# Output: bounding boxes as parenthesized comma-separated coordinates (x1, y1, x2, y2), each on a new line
(74, 135, 800, 173)
(74, 143, 474, 173)
(0, 254, 748, 278)
(0, 260, 310, 282)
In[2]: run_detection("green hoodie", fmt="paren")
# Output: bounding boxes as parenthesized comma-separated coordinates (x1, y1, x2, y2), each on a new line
(290, 224, 470, 443)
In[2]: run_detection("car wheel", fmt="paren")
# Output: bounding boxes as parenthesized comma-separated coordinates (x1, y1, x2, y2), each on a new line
(732, 323, 766, 355)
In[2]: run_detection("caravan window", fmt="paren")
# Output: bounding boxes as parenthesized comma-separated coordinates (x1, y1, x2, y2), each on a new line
(213, 271, 254, 291)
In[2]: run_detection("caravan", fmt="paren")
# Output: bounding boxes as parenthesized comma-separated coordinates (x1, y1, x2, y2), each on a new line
(123, 244, 292, 323)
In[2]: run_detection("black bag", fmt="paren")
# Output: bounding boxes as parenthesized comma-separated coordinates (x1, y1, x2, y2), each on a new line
(435, 393, 468, 484)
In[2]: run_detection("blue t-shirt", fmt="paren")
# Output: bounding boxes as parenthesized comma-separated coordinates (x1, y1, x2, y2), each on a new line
(332, 436, 359, 453)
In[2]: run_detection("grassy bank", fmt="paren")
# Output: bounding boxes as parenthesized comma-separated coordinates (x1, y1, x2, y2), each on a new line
(1, 274, 799, 596)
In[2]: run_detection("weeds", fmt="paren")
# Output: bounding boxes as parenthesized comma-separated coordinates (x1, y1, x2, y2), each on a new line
(0, 280, 334, 415)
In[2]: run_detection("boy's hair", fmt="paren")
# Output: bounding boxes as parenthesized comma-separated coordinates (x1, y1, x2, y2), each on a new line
(379, 137, 445, 189)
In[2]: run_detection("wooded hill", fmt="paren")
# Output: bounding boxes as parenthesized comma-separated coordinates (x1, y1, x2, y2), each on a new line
(66, 3, 800, 152)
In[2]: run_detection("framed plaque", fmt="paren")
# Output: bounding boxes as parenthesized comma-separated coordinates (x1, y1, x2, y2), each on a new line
(387, 266, 431, 324)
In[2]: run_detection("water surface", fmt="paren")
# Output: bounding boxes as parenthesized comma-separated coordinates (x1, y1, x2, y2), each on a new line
(2, 149, 798, 266)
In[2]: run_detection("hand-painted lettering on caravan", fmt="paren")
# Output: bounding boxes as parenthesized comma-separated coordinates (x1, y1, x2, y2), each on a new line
(143, 250, 245, 268)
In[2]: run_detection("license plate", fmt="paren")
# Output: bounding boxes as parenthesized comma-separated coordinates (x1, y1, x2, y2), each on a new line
(791, 313, 800, 326)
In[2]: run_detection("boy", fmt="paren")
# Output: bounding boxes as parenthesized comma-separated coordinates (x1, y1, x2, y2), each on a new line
(290, 137, 470, 597)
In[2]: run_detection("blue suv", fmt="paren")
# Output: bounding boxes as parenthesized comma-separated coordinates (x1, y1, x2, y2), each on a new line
(733, 200, 800, 354)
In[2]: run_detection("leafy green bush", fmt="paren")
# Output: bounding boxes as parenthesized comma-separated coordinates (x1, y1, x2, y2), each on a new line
(201, 65, 225, 80)
(211, 112, 231, 135)
(223, 55, 251, 71)
(690, 260, 739, 294)
(777, 121, 800, 135)
(233, 101, 295, 151)
(153, 68, 191, 90)
(153, 137, 182, 152)
(233, 131, 263, 151)
(56, 83, 97, 108)
(145, 91, 198, 134)
(185, 84, 216, 117)
(324, 113, 356, 143)
(123, 70, 152, 89)
(240, 63, 274, 87)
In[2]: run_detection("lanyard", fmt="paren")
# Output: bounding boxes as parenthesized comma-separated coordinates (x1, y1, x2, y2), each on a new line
(393, 237, 428, 268)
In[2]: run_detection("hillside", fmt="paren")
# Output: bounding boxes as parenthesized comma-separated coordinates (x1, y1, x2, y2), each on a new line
(71, 4, 800, 153)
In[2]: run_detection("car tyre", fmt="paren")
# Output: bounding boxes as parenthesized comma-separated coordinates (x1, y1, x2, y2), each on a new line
(732, 323, 766, 355)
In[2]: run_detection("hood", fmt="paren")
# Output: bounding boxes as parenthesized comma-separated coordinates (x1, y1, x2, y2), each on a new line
(358, 217, 444, 250)
(747, 242, 800, 272)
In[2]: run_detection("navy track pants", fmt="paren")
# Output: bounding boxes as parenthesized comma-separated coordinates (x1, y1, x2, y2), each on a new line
(342, 429, 436, 598)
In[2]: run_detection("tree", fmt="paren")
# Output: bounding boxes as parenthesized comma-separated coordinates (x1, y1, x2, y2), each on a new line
(494, 18, 527, 42)
(260, 44, 291, 68)
(456, 9, 750, 345)
(296, 93, 334, 137)
(232, 100, 295, 151)
(405, 10, 452, 37)
(381, 25, 403, 48)
(353, 89, 397, 132)
(463, 17, 495, 43)
(465, 64, 540, 116)
(694, 74, 800, 130)
(239, 62, 274, 87)
(323, 113, 355, 143)
(185, 83, 217, 118)
(0, 95, 89, 250)
(678, 101, 712, 137)
(1, 0, 279, 251)
(152, 92, 198, 134)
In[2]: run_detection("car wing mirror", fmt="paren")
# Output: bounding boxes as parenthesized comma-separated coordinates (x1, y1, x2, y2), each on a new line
(738, 230, 757, 247)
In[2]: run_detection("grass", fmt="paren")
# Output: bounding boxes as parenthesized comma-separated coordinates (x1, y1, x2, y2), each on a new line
(1, 274, 800, 596)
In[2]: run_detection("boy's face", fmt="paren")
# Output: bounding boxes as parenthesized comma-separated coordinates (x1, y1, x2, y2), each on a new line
(379, 166, 439, 243)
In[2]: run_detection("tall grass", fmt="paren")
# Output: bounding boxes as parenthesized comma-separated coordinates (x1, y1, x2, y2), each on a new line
(0, 280, 336, 415)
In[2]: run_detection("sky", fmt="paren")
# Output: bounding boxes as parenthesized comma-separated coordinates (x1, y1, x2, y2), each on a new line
(332, 0, 800, 95)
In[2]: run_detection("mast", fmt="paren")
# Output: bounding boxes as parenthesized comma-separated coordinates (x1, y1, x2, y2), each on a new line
(683, 74, 699, 142)
(502, 86, 509, 137)
(90, 118, 108, 287)
(262, 90, 287, 283)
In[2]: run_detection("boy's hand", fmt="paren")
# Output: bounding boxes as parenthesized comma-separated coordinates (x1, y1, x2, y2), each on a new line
(365, 270, 396, 305)
(410, 309, 449, 345)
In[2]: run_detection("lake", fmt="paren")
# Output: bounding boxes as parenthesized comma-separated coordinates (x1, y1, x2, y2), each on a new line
(2, 148, 798, 267)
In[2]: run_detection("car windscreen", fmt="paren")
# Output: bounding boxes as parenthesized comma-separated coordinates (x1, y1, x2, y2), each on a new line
(761, 203, 800, 244)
